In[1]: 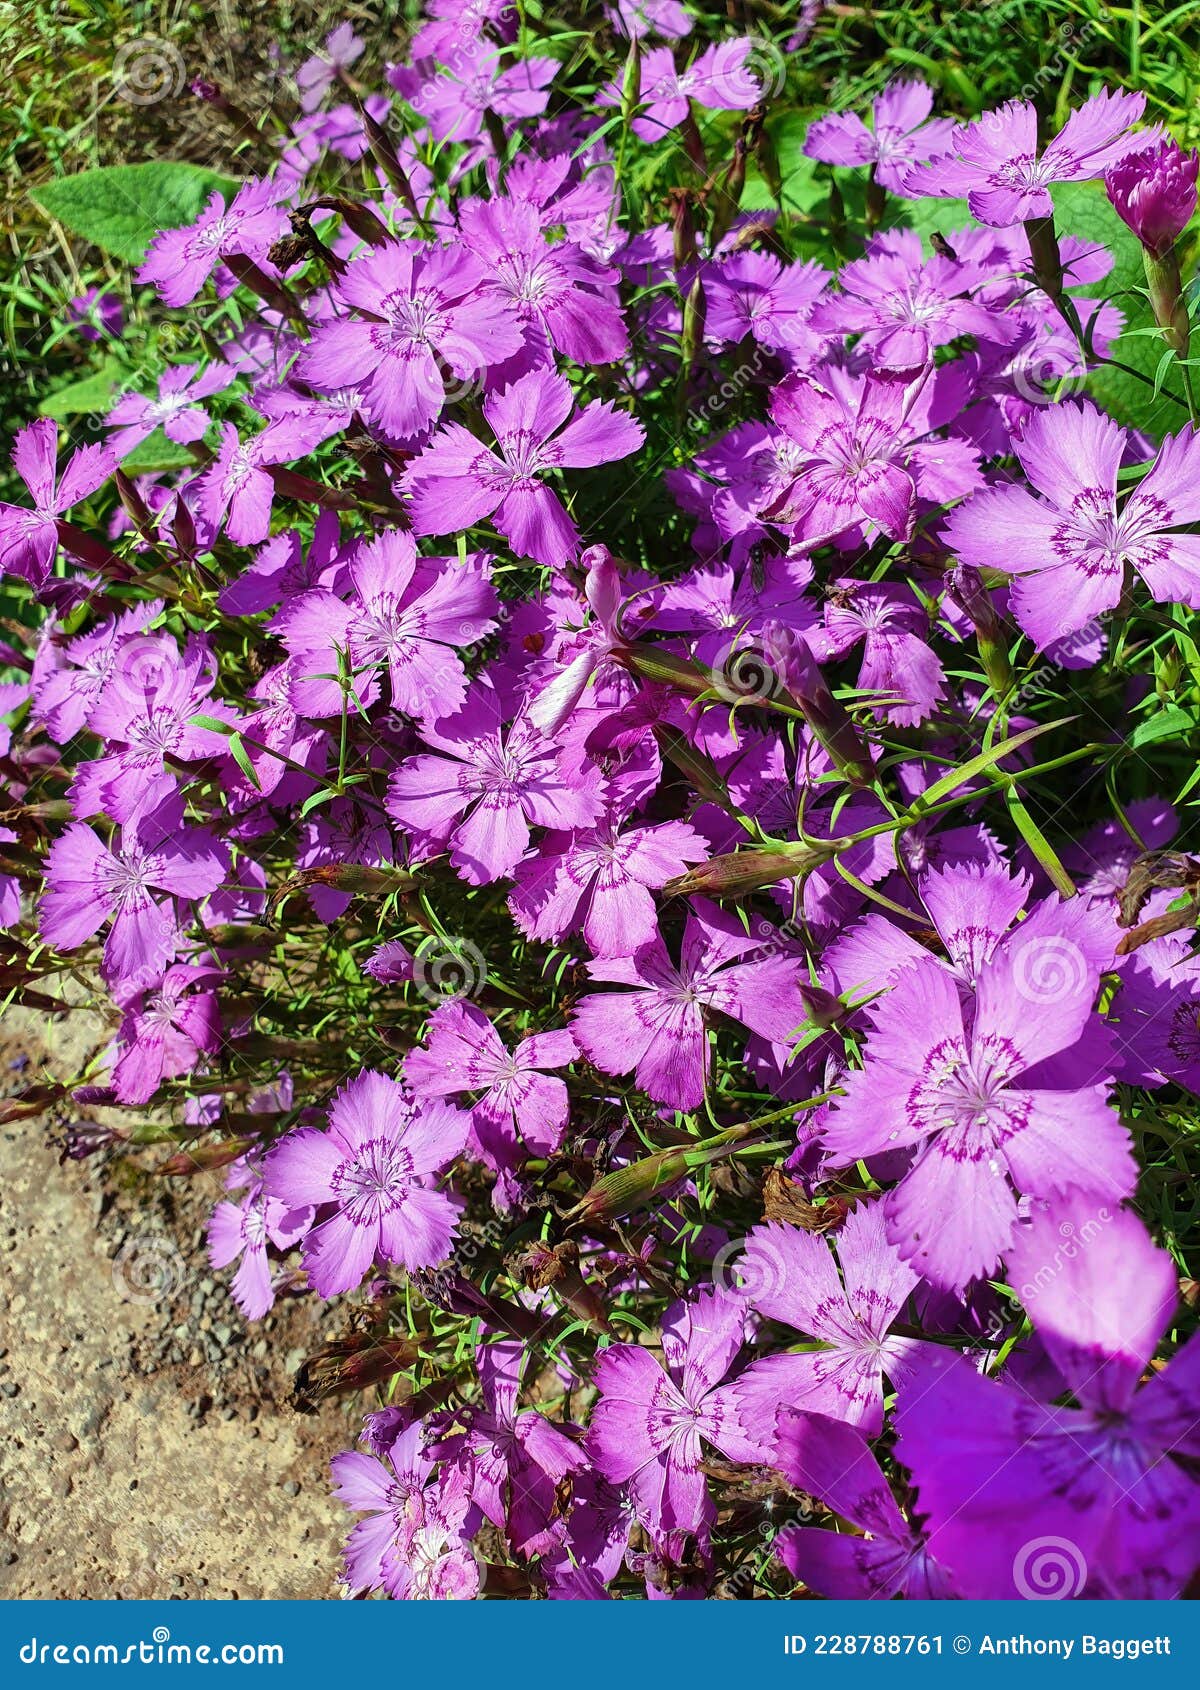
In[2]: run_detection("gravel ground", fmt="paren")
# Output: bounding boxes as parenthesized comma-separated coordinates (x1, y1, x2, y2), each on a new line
(0, 1007, 354, 1600)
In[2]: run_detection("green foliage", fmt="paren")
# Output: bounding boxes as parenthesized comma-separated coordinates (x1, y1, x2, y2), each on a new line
(31, 161, 241, 263)
(1053, 179, 1193, 437)
(123, 429, 199, 473)
(38, 361, 123, 418)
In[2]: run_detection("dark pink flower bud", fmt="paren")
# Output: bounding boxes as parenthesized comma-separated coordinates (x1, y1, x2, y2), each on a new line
(1106, 140, 1199, 259)
(761, 619, 873, 786)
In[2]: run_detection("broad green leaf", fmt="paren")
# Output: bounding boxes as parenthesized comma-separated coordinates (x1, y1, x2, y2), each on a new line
(122, 428, 197, 473)
(1051, 180, 1191, 441)
(742, 111, 825, 217)
(31, 162, 240, 263)
(39, 361, 123, 418)
(893, 194, 973, 245)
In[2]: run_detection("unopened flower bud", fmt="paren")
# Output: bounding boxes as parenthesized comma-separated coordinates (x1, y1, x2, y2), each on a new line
(946, 564, 1012, 698)
(171, 494, 197, 559)
(301, 195, 392, 249)
(680, 273, 707, 384)
(1107, 141, 1198, 359)
(569, 1125, 754, 1224)
(669, 188, 698, 269)
(620, 33, 641, 124)
(0, 1083, 64, 1123)
(761, 620, 873, 785)
(114, 469, 153, 539)
(1106, 140, 1199, 260)
(361, 107, 421, 222)
(268, 863, 417, 923)
(798, 980, 847, 1029)
(293, 1333, 418, 1406)
(157, 1137, 254, 1176)
(53, 1120, 125, 1162)
(570, 1146, 694, 1223)
(664, 846, 828, 899)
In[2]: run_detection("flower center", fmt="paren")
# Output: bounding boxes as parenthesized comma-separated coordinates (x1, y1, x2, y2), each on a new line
(1052, 488, 1172, 579)
(330, 1136, 416, 1222)
(384, 287, 449, 351)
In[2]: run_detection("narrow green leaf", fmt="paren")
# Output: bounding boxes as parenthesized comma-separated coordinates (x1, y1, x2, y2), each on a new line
(1129, 706, 1194, 749)
(299, 786, 339, 818)
(914, 718, 1072, 810)
(226, 731, 261, 792)
(1008, 791, 1076, 897)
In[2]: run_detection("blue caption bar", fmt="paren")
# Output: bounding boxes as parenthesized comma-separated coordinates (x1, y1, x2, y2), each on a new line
(0, 1601, 1193, 1685)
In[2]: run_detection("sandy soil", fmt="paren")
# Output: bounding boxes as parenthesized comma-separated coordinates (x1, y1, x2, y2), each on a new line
(0, 1007, 355, 1600)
